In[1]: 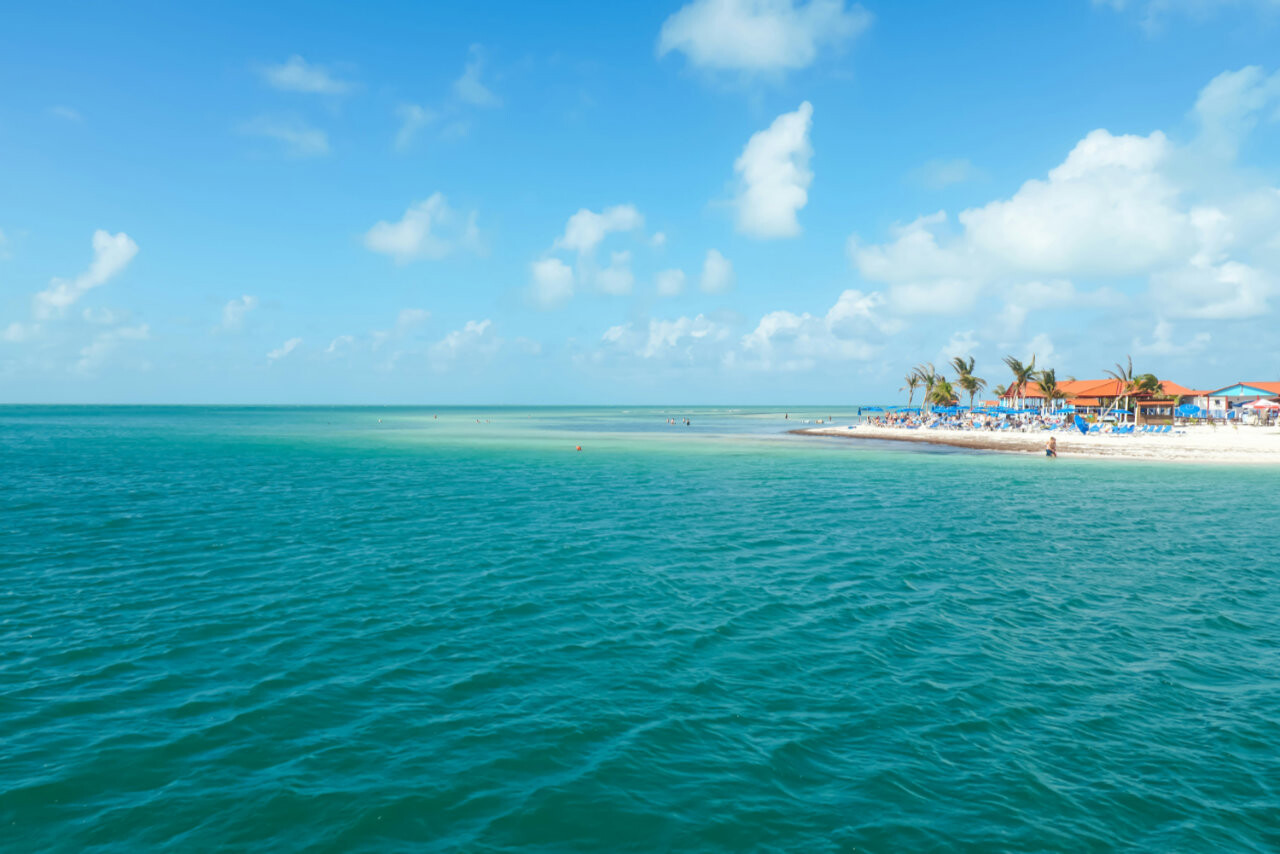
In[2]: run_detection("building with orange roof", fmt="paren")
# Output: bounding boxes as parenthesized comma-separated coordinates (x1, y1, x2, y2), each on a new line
(998, 377, 1204, 423)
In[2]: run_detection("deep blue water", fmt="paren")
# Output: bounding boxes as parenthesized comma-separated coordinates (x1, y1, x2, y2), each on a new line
(2, 407, 1278, 852)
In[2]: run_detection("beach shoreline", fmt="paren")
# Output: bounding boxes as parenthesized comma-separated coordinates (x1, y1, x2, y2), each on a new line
(792, 423, 1280, 464)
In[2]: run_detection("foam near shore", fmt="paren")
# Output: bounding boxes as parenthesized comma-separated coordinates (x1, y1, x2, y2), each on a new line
(795, 422, 1280, 464)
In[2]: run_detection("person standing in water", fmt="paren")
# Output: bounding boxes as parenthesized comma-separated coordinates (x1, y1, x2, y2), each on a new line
(1045, 436, 1057, 458)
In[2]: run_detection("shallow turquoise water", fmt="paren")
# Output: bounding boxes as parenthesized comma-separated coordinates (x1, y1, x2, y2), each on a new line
(3, 406, 1278, 852)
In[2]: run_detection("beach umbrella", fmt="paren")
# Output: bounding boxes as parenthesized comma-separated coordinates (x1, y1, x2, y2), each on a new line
(1176, 403, 1204, 418)
(1244, 399, 1280, 410)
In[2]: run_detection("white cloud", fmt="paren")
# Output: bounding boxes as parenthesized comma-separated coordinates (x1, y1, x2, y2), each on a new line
(220, 295, 258, 331)
(33, 230, 138, 319)
(700, 249, 735, 293)
(1151, 256, 1273, 318)
(395, 104, 436, 152)
(1132, 318, 1211, 356)
(261, 55, 351, 94)
(240, 116, 330, 157)
(651, 231, 668, 248)
(364, 193, 481, 263)
(429, 319, 499, 368)
(658, 0, 872, 72)
(993, 280, 1123, 337)
(851, 70, 1280, 325)
(733, 289, 885, 370)
(454, 45, 501, 107)
(555, 205, 645, 255)
(530, 258, 575, 307)
(656, 268, 686, 296)
(75, 323, 149, 375)
(734, 101, 813, 238)
(600, 314, 730, 360)
(597, 251, 635, 295)
(267, 337, 302, 361)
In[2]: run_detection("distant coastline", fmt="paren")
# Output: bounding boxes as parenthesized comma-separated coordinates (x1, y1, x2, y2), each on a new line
(793, 423, 1280, 464)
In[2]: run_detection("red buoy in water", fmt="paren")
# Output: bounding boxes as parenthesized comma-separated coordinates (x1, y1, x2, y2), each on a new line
(575, 445, 582, 451)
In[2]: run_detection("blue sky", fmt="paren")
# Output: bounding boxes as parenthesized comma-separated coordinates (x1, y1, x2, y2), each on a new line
(2, 0, 1279, 403)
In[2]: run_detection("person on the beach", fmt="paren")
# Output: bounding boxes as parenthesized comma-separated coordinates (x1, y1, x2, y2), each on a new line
(1045, 436, 1057, 458)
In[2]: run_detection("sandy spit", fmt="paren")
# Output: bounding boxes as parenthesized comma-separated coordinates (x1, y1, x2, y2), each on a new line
(792, 423, 1280, 465)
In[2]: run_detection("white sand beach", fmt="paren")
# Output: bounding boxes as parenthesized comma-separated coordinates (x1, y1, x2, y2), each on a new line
(796, 423, 1280, 464)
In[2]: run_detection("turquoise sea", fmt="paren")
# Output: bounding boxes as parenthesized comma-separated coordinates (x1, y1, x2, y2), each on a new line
(3, 406, 1278, 852)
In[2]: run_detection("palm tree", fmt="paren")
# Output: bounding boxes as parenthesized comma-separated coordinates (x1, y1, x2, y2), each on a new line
(929, 378, 958, 408)
(1002, 355, 1037, 410)
(1036, 368, 1067, 411)
(900, 370, 922, 409)
(914, 362, 938, 415)
(951, 355, 986, 410)
(1103, 355, 1136, 417)
(1133, 372, 1162, 397)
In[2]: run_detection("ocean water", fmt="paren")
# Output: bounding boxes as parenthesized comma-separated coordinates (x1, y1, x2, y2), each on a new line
(3, 406, 1278, 852)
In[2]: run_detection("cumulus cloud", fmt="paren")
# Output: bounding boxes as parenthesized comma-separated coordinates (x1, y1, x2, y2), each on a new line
(267, 337, 302, 361)
(240, 116, 330, 157)
(732, 289, 888, 370)
(656, 268, 686, 296)
(851, 70, 1280, 325)
(658, 0, 872, 72)
(33, 230, 138, 319)
(555, 205, 645, 255)
(261, 55, 351, 94)
(530, 258, 575, 307)
(529, 205, 648, 305)
(734, 101, 813, 238)
(364, 193, 481, 263)
(220, 295, 258, 331)
(601, 314, 730, 360)
(454, 45, 501, 107)
(700, 249, 734, 293)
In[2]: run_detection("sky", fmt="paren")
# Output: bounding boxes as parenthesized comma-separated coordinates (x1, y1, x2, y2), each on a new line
(2, 0, 1279, 404)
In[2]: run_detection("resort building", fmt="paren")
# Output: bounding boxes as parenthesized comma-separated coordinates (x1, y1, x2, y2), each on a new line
(998, 379, 1204, 423)
(1205, 382, 1280, 418)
